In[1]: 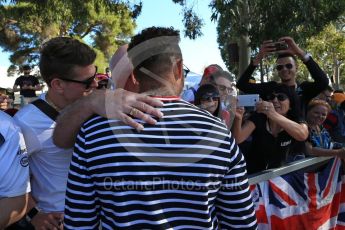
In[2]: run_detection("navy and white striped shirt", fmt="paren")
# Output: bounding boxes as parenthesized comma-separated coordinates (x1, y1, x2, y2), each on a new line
(64, 99, 257, 229)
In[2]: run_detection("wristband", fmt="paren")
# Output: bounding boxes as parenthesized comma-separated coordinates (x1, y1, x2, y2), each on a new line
(26, 207, 39, 222)
(301, 52, 312, 62)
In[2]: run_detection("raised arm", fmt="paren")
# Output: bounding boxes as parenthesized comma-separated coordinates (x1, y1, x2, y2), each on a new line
(232, 107, 256, 144)
(53, 89, 163, 148)
(279, 36, 329, 100)
(237, 40, 276, 95)
(256, 101, 309, 141)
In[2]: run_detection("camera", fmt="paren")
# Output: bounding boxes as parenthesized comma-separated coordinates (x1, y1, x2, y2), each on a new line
(273, 42, 288, 51)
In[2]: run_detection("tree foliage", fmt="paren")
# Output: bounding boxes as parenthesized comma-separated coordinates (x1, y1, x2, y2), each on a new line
(173, 0, 345, 79)
(210, 0, 345, 74)
(0, 0, 141, 76)
(305, 20, 345, 88)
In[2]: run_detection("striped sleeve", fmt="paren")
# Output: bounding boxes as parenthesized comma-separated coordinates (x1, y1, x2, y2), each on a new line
(216, 137, 258, 229)
(64, 127, 100, 229)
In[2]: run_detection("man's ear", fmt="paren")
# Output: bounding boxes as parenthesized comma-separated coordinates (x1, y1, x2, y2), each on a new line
(174, 58, 183, 80)
(123, 73, 140, 92)
(50, 78, 65, 94)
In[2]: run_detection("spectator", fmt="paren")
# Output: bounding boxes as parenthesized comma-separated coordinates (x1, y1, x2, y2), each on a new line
(0, 94, 9, 110)
(232, 84, 308, 174)
(194, 84, 221, 116)
(237, 37, 329, 116)
(323, 97, 345, 143)
(64, 26, 257, 229)
(316, 85, 333, 104)
(95, 72, 110, 89)
(53, 44, 163, 149)
(13, 65, 42, 105)
(213, 70, 236, 102)
(305, 99, 344, 158)
(0, 111, 30, 228)
(181, 64, 222, 103)
(213, 70, 237, 129)
(14, 37, 162, 229)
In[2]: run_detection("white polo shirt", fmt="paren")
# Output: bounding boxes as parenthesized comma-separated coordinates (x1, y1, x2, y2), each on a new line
(14, 94, 72, 212)
(0, 111, 30, 198)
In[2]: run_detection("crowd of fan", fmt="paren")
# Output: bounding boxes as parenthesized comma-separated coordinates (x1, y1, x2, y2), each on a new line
(0, 26, 344, 229)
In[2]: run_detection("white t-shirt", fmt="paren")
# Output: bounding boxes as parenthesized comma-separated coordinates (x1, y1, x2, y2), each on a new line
(14, 94, 72, 212)
(0, 111, 30, 198)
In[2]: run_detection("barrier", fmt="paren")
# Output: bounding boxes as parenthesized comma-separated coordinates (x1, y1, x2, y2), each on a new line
(248, 156, 345, 229)
(248, 156, 333, 185)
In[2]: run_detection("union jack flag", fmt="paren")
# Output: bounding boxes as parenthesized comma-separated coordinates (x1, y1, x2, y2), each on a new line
(250, 157, 345, 230)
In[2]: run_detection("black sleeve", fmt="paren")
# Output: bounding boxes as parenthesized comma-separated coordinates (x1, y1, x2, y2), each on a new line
(299, 57, 329, 102)
(32, 76, 40, 85)
(14, 76, 22, 86)
(236, 62, 277, 97)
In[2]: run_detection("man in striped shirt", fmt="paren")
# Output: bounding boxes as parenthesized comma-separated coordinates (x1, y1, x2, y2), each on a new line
(64, 26, 257, 230)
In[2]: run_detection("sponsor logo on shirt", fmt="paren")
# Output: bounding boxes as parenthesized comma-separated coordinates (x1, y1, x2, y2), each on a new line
(20, 156, 29, 167)
(280, 140, 291, 147)
(17, 146, 29, 167)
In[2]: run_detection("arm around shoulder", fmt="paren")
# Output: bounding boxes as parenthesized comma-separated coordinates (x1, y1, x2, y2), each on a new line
(53, 94, 94, 149)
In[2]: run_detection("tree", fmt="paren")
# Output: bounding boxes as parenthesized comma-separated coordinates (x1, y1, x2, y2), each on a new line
(305, 21, 345, 89)
(174, 0, 345, 79)
(211, 0, 345, 78)
(0, 0, 142, 76)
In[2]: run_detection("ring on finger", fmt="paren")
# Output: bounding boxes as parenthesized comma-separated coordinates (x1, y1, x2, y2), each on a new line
(129, 108, 138, 116)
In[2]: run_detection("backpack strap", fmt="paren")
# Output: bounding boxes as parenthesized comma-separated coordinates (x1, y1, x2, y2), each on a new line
(31, 99, 59, 121)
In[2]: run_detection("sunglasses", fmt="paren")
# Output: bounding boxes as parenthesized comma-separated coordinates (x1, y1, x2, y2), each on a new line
(266, 93, 288, 101)
(276, 63, 293, 71)
(60, 66, 98, 89)
(183, 64, 190, 77)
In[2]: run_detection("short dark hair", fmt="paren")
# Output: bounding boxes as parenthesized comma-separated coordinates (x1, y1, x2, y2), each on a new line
(269, 83, 302, 120)
(194, 84, 221, 117)
(22, 65, 31, 71)
(128, 26, 182, 92)
(212, 70, 234, 82)
(334, 89, 344, 94)
(276, 53, 297, 63)
(39, 37, 96, 86)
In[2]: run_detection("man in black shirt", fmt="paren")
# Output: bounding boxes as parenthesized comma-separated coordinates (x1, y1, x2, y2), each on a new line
(13, 65, 42, 105)
(237, 36, 329, 117)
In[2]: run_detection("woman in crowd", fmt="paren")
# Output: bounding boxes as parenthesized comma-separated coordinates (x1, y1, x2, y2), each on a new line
(194, 84, 221, 117)
(232, 84, 308, 174)
(305, 99, 345, 158)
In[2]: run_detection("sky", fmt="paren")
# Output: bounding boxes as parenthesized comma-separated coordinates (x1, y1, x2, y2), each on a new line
(0, 0, 225, 88)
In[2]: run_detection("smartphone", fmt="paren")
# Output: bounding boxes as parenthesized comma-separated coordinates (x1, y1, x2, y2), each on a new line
(274, 41, 288, 51)
(237, 94, 259, 107)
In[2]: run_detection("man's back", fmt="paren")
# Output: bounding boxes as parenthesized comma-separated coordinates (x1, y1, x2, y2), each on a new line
(64, 99, 257, 229)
